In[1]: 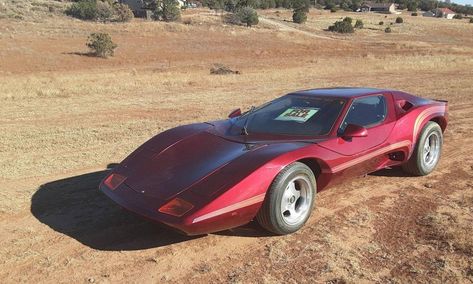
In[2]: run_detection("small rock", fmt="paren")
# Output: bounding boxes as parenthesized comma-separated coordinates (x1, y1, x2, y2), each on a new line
(210, 64, 240, 75)
(87, 277, 95, 283)
(424, 183, 433, 188)
(466, 266, 473, 276)
(326, 278, 347, 284)
(228, 271, 239, 282)
(195, 263, 212, 273)
(431, 258, 445, 269)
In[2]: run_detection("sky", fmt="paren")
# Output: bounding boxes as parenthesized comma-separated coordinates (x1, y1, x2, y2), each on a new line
(453, 0, 473, 5)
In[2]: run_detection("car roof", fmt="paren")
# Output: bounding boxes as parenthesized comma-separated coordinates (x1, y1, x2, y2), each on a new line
(288, 87, 391, 99)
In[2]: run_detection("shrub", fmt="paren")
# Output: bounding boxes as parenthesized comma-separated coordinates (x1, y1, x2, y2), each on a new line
(96, 1, 114, 22)
(236, 6, 259, 27)
(470, 18, 473, 23)
(66, 0, 134, 22)
(411, 12, 418, 16)
(330, 7, 338, 12)
(395, 16, 403, 23)
(291, 0, 309, 24)
(328, 20, 354, 33)
(379, 21, 384, 25)
(86, 33, 117, 58)
(154, 0, 181, 22)
(292, 9, 307, 23)
(340, 0, 351, 11)
(292, 0, 310, 13)
(324, 3, 335, 10)
(385, 26, 391, 33)
(203, 0, 225, 10)
(354, 19, 363, 29)
(223, 0, 237, 12)
(115, 3, 134, 22)
(239, 0, 260, 9)
(66, 0, 97, 20)
(260, 0, 277, 9)
(407, 1, 417, 11)
(453, 14, 463, 19)
(343, 16, 352, 24)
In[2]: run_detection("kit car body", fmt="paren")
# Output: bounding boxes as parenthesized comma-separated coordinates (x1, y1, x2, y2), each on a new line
(100, 87, 448, 235)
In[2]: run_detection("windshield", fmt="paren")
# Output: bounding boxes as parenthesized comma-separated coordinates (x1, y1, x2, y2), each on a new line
(234, 95, 346, 136)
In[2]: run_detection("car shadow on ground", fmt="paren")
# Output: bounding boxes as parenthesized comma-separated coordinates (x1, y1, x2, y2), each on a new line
(215, 221, 273, 238)
(30, 164, 272, 251)
(30, 164, 199, 251)
(31, 164, 410, 250)
(369, 166, 413, 177)
(62, 51, 96, 57)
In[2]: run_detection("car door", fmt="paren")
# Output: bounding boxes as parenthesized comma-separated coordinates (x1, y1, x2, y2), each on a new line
(321, 93, 396, 174)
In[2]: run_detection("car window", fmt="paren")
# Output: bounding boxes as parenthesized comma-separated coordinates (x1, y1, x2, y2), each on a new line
(234, 95, 346, 136)
(339, 95, 387, 132)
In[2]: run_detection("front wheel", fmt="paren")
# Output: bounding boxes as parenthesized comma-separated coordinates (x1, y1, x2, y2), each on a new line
(402, 121, 443, 176)
(256, 162, 316, 235)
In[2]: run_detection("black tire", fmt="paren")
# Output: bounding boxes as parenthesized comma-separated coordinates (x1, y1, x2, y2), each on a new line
(256, 162, 316, 235)
(402, 121, 443, 176)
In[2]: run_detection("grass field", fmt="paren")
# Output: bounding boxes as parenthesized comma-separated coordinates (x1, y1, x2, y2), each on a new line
(1, 6, 473, 283)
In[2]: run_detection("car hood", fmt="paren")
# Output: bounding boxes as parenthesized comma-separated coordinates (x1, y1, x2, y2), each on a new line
(116, 122, 325, 201)
(119, 125, 262, 200)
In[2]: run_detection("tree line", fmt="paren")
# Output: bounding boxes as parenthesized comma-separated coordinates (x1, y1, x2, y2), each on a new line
(202, 0, 473, 15)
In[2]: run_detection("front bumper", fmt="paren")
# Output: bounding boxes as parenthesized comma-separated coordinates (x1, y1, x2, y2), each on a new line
(99, 182, 256, 236)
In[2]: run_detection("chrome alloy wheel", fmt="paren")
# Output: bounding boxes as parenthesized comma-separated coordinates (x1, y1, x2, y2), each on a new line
(280, 175, 313, 226)
(423, 132, 440, 169)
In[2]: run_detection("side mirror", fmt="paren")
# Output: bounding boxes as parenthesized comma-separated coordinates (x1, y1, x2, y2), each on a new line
(228, 108, 241, 118)
(343, 124, 368, 138)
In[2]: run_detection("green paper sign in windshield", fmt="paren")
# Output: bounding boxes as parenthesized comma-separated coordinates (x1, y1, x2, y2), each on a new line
(275, 107, 319, 123)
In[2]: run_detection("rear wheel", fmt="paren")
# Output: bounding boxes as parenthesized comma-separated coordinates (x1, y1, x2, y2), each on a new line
(402, 121, 443, 176)
(256, 162, 316, 235)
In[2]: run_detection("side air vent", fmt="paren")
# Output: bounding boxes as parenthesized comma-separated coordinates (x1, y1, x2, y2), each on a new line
(388, 151, 405, 161)
(397, 100, 414, 112)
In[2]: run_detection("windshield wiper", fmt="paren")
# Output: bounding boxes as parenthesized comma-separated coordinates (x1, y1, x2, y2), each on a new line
(241, 106, 255, 136)
(238, 101, 273, 136)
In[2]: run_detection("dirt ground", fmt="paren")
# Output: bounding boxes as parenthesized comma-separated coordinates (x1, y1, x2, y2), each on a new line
(1, 6, 473, 283)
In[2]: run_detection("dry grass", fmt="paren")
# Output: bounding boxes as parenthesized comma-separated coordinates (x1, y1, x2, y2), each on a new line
(0, 53, 470, 182)
(0, 0, 67, 20)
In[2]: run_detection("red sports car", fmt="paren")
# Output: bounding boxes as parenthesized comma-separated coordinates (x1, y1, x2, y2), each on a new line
(100, 87, 448, 235)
